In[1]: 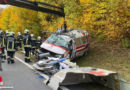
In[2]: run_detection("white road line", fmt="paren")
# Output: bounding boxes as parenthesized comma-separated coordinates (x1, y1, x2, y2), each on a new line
(14, 56, 49, 84)
(0, 87, 14, 89)
(15, 56, 34, 70)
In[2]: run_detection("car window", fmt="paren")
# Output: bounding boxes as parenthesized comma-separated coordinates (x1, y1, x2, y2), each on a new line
(46, 34, 68, 49)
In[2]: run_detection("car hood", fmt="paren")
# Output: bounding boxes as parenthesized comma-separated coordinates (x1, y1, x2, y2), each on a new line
(41, 42, 67, 55)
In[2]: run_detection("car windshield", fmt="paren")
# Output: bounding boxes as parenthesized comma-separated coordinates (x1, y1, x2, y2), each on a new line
(46, 34, 68, 49)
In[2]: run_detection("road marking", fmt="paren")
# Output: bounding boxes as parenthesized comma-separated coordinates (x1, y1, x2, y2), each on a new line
(15, 56, 49, 84)
(15, 56, 34, 70)
(0, 86, 14, 89)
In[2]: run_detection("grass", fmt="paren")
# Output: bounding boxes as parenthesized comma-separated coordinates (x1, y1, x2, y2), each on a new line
(76, 38, 130, 82)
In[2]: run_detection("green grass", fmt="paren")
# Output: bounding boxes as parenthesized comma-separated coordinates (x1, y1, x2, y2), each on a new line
(76, 38, 130, 82)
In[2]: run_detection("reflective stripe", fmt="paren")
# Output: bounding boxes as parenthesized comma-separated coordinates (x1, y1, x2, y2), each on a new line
(25, 57, 30, 59)
(32, 46, 36, 48)
(32, 39, 36, 40)
(29, 51, 31, 58)
(7, 56, 10, 59)
(26, 38, 28, 45)
(12, 41, 14, 50)
(11, 58, 14, 60)
(24, 45, 31, 47)
(7, 49, 15, 51)
(2, 38, 5, 47)
(2, 54, 6, 56)
(7, 41, 9, 50)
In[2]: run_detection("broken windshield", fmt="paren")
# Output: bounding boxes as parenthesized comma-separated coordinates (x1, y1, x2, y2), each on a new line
(46, 34, 68, 49)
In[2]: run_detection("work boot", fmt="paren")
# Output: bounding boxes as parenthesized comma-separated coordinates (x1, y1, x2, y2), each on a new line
(11, 60, 15, 64)
(27, 59, 31, 63)
(25, 59, 28, 63)
(0, 68, 2, 71)
(7, 60, 10, 64)
(4, 56, 6, 60)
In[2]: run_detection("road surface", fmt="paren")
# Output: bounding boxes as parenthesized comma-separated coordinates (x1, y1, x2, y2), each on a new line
(0, 52, 52, 90)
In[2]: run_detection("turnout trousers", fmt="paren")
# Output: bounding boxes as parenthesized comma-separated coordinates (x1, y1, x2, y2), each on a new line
(7, 51, 15, 64)
(31, 47, 36, 55)
(17, 42, 22, 48)
(2, 47, 6, 60)
(24, 47, 31, 62)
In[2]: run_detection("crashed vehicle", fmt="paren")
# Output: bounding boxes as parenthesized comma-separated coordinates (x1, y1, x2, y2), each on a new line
(33, 58, 126, 90)
(38, 29, 89, 61)
(33, 58, 77, 74)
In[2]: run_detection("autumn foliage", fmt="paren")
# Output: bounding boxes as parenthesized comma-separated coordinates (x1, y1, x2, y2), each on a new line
(0, 0, 129, 46)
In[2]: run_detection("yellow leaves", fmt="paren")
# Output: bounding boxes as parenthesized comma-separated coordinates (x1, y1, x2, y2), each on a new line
(80, 0, 94, 4)
(82, 13, 92, 24)
(98, 10, 107, 14)
(0, 0, 129, 42)
(80, 0, 88, 3)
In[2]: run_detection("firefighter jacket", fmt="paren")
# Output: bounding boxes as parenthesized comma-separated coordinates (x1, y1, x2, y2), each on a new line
(36, 40, 42, 49)
(23, 34, 32, 47)
(31, 37, 36, 48)
(6, 36, 17, 52)
(0, 34, 6, 48)
(16, 35, 22, 44)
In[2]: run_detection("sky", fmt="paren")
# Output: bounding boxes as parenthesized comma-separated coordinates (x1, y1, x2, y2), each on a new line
(0, 5, 7, 8)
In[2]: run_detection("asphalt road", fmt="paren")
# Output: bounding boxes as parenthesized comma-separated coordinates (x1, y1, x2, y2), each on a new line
(0, 52, 52, 90)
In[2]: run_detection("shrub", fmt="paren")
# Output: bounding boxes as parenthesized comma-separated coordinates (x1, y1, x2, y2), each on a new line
(122, 38, 130, 48)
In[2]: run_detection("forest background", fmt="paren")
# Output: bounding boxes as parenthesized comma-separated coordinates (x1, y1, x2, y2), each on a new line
(0, 0, 130, 81)
(0, 0, 129, 47)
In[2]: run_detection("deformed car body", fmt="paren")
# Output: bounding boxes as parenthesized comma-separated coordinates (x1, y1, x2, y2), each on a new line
(38, 29, 89, 61)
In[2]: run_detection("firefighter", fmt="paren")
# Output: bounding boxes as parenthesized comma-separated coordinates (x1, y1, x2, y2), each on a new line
(16, 32, 22, 49)
(0, 30, 6, 60)
(5, 30, 10, 50)
(36, 36, 42, 51)
(6, 31, 17, 64)
(23, 29, 32, 63)
(31, 34, 36, 55)
(5, 30, 9, 38)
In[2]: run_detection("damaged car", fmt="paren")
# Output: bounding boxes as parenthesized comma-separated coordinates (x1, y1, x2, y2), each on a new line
(37, 29, 89, 61)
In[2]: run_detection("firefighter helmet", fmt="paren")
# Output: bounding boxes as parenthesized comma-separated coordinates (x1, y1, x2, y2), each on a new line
(9, 31, 14, 36)
(18, 32, 21, 35)
(31, 34, 34, 37)
(24, 29, 29, 34)
(6, 30, 9, 34)
(9, 32, 13, 36)
(0, 30, 2, 34)
(37, 36, 41, 40)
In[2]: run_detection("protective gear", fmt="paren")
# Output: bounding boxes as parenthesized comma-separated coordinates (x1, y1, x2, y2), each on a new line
(17, 32, 21, 35)
(37, 36, 41, 40)
(0, 30, 6, 60)
(31, 34, 34, 37)
(16, 32, 22, 49)
(11, 31, 15, 36)
(6, 30, 9, 37)
(31, 34, 36, 55)
(23, 31, 31, 62)
(0, 30, 3, 34)
(6, 30, 8, 34)
(24, 29, 29, 34)
(6, 34, 17, 64)
(36, 36, 42, 50)
(8, 32, 14, 36)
